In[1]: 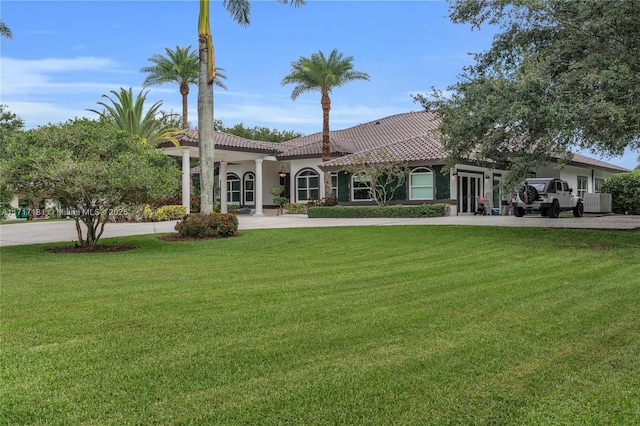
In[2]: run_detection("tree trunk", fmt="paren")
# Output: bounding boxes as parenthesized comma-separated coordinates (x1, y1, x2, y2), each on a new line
(321, 92, 336, 205)
(198, 35, 215, 214)
(180, 82, 189, 130)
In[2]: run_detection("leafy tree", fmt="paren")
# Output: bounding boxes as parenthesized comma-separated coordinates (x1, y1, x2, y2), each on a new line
(342, 152, 410, 206)
(282, 49, 370, 205)
(0, 20, 12, 39)
(0, 118, 179, 246)
(197, 0, 305, 214)
(0, 106, 25, 220)
(88, 87, 180, 146)
(141, 45, 227, 130)
(0, 105, 24, 157)
(414, 0, 640, 183)
(214, 119, 303, 142)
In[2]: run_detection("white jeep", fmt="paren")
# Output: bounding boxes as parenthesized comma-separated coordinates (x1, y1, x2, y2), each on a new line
(513, 178, 584, 218)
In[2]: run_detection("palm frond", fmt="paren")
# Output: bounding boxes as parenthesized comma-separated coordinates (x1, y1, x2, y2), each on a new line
(223, 0, 251, 26)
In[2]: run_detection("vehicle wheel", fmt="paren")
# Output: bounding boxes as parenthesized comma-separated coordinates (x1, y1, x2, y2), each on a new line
(518, 184, 539, 205)
(540, 208, 548, 217)
(514, 207, 525, 217)
(573, 201, 584, 217)
(549, 200, 560, 218)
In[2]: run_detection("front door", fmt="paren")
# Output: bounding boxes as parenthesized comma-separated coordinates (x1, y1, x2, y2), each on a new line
(458, 173, 483, 214)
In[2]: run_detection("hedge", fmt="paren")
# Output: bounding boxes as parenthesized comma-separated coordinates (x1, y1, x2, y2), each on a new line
(307, 204, 449, 218)
(602, 172, 640, 215)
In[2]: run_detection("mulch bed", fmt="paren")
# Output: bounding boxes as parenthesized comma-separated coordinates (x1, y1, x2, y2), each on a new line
(46, 245, 138, 254)
(160, 234, 227, 242)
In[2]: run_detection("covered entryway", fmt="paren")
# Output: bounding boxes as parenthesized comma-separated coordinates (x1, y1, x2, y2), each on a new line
(160, 131, 283, 216)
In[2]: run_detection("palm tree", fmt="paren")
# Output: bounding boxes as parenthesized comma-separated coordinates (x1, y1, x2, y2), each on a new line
(141, 45, 227, 130)
(282, 49, 370, 205)
(0, 20, 12, 39)
(88, 87, 180, 146)
(197, 0, 305, 214)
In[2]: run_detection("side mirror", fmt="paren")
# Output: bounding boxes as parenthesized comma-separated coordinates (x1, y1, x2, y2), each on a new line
(569, 188, 573, 192)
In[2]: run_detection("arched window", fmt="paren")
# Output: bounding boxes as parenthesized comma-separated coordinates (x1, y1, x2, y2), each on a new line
(296, 169, 319, 202)
(409, 168, 434, 200)
(243, 172, 255, 205)
(227, 173, 240, 203)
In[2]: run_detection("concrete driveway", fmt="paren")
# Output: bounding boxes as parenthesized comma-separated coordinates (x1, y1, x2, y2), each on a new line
(1, 214, 638, 247)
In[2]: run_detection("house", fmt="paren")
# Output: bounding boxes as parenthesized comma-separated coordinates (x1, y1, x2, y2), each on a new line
(160, 111, 629, 215)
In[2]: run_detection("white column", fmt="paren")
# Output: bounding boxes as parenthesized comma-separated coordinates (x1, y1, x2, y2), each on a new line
(181, 148, 191, 214)
(220, 161, 228, 214)
(254, 158, 264, 216)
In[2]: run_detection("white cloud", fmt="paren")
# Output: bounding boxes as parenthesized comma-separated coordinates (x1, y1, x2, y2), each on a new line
(6, 101, 95, 128)
(0, 56, 124, 97)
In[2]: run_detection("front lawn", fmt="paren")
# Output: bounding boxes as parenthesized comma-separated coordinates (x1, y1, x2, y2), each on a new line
(1, 226, 639, 424)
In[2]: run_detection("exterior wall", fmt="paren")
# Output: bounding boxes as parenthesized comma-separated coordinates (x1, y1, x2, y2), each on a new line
(557, 165, 619, 195)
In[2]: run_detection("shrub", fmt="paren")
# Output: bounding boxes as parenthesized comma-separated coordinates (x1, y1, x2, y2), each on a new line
(174, 213, 238, 238)
(284, 203, 307, 214)
(602, 172, 640, 214)
(143, 204, 154, 221)
(307, 204, 449, 218)
(154, 205, 187, 221)
(150, 194, 200, 213)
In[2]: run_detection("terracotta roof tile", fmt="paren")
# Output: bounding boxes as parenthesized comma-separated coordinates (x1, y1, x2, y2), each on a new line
(165, 112, 628, 174)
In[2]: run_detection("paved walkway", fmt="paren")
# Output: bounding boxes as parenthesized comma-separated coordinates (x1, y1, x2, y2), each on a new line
(1, 214, 638, 247)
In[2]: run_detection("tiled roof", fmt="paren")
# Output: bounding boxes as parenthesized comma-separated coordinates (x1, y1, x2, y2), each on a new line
(321, 134, 446, 168)
(163, 112, 628, 173)
(170, 129, 282, 154)
(278, 111, 442, 160)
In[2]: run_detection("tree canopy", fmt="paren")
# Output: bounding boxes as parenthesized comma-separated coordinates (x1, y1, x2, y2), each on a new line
(88, 87, 180, 147)
(282, 49, 370, 204)
(141, 45, 227, 129)
(414, 0, 640, 180)
(214, 120, 303, 142)
(1, 118, 179, 246)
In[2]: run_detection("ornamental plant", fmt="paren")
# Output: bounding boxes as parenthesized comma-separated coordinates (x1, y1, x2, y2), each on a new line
(174, 213, 238, 238)
(0, 118, 179, 246)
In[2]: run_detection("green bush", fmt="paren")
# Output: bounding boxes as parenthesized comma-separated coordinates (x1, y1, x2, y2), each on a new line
(174, 213, 238, 238)
(307, 204, 449, 218)
(154, 205, 187, 221)
(602, 172, 640, 214)
(150, 194, 200, 213)
(284, 202, 307, 214)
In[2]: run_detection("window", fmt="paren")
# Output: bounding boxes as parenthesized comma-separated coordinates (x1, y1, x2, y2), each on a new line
(227, 173, 240, 203)
(244, 173, 255, 205)
(409, 168, 434, 200)
(352, 174, 372, 201)
(595, 178, 605, 193)
(296, 169, 319, 202)
(577, 176, 588, 198)
(331, 172, 339, 199)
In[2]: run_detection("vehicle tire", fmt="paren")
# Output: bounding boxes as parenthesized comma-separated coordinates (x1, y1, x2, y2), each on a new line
(549, 200, 560, 218)
(518, 184, 538, 205)
(540, 208, 548, 217)
(573, 201, 584, 217)
(514, 207, 525, 217)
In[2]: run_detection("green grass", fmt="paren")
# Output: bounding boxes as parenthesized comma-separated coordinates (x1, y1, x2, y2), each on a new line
(1, 226, 639, 425)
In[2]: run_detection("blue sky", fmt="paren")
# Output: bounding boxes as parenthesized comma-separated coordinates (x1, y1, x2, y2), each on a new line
(1, 0, 636, 170)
